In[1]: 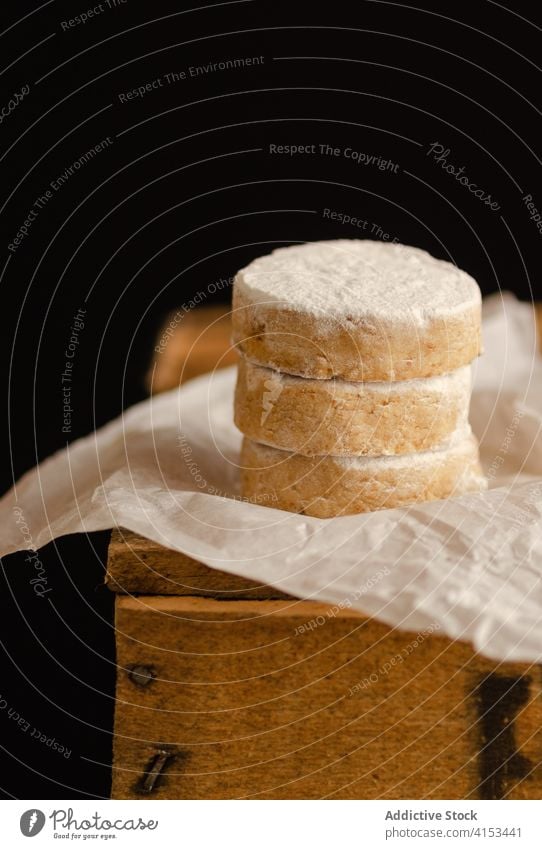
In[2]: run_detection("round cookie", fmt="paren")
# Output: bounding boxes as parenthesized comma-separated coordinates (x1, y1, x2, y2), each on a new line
(240, 429, 486, 518)
(232, 240, 482, 381)
(235, 357, 472, 457)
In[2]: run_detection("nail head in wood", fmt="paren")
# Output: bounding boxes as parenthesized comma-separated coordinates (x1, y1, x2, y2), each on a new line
(127, 664, 156, 688)
(137, 748, 176, 794)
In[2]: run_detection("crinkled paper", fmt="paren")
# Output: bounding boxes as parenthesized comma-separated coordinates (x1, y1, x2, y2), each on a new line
(2, 294, 541, 662)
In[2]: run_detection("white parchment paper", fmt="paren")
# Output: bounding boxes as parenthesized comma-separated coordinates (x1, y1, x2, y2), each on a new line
(2, 294, 542, 662)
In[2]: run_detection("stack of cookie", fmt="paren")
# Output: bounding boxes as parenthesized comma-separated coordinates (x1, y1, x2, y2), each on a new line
(232, 240, 486, 518)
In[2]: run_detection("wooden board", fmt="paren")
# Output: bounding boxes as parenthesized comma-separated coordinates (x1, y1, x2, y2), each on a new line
(106, 529, 292, 599)
(111, 594, 542, 800)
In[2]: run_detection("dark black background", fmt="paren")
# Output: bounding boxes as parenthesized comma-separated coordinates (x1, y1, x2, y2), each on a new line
(0, 0, 540, 799)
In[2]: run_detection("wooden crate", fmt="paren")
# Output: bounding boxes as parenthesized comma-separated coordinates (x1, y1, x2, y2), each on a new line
(107, 303, 542, 799)
(108, 531, 542, 800)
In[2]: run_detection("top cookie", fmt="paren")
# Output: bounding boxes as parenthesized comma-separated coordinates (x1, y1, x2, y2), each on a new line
(232, 240, 482, 381)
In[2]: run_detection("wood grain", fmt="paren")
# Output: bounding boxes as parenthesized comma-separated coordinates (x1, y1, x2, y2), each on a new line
(111, 594, 542, 800)
(107, 529, 292, 599)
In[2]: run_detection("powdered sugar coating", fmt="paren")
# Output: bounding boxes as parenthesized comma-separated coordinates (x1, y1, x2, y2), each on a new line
(244, 360, 473, 396)
(251, 423, 480, 471)
(235, 240, 481, 324)
(333, 424, 477, 470)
